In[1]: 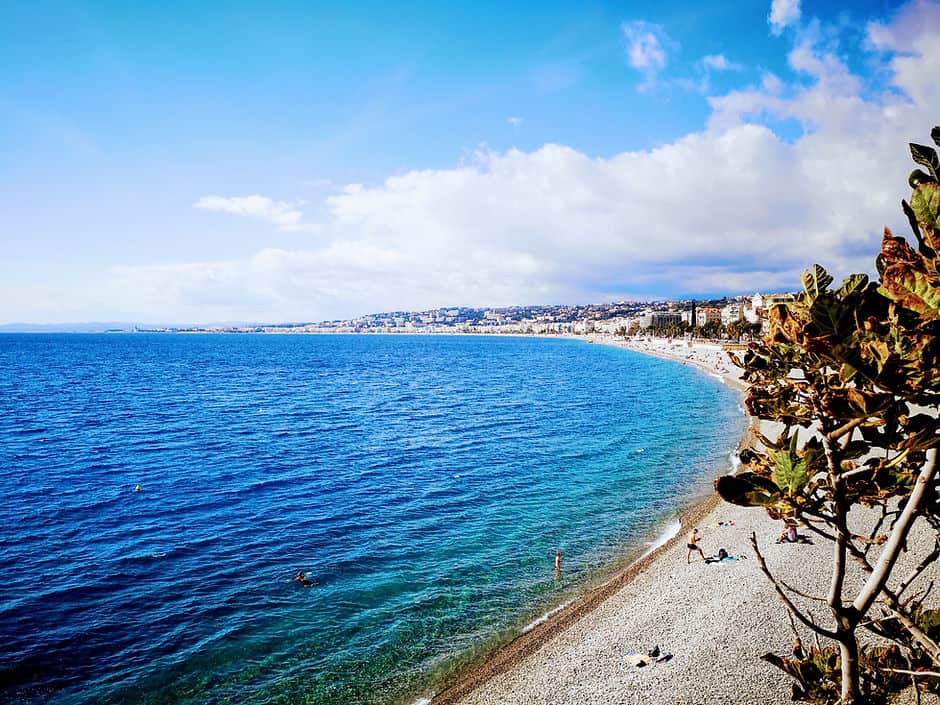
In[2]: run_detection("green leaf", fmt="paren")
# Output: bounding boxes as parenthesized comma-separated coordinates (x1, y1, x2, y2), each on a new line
(910, 182, 940, 230)
(916, 607, 940, 639)
(769, 435, 813, 495)
(911, 142, 940, 182)
(808, 295, 855, 343)
(932, 125, 940, 150)
(835, 273, 868, 298)
(801, 265, 833, 301)
(878, 264, 940, 319)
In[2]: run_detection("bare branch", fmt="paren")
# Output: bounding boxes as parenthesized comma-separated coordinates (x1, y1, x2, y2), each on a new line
(897, 546, 940, 599)
(828, 416, 867, 443)
(880, 589, 940, 665)
(906, 580, 935, 611)
(779, 579, 828, 603)
(822, 434, 850, 612)
(863, 506, 890, 558)
(879, 668, 940, 678)
(750, 531, 838, 640)
(854, 449, 939, 616)
(800, 517, 838, 543)
(786, 609, 802, 644)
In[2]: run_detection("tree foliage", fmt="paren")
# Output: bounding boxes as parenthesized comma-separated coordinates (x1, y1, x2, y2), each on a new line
(714, 126, 940, 704)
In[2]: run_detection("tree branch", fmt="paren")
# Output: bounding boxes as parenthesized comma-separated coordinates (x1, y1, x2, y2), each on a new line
(880, 590, 940, 666)
(822, 434, 850, 613)
(854, 449, 938, 616)
(880, 668, 940, 678)
(896, 546, 940, 600)
(750, 531, 839, 640)
(779, 578, 829, 603)
(799, 517, 838, 543)
(828, 416, 867, 443)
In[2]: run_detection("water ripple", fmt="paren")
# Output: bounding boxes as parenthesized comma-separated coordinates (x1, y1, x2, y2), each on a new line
(0, 334, 744, 705)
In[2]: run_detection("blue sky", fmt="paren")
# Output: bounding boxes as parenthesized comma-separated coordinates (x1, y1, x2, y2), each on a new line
(2, 0, 938, 324)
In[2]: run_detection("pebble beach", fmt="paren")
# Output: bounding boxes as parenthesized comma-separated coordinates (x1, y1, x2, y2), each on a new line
(432, 336, 939, 705)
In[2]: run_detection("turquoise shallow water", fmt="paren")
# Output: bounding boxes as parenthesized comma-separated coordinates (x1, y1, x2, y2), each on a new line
(0, 334, 745, 705)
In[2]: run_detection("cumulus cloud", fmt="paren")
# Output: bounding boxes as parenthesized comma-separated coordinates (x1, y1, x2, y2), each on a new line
(26, 0, 940, 326)
(866, 0, 940, 108)
(769, 0, 801, 35)
(194, 194, 317, 232)
(507, 116, 524, 126)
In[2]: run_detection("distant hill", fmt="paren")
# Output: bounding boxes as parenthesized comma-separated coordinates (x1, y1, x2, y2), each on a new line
(0, 322, 137, 333)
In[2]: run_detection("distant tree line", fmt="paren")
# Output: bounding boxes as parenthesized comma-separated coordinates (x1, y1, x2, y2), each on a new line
(615, 319, 763, 341)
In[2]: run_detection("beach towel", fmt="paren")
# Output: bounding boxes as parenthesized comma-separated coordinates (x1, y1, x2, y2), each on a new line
(622, 646, 671, 667)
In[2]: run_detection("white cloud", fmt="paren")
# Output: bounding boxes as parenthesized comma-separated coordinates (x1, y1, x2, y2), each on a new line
(702, 53, 742, 71)
(194, 194, 318, 232)
(769, 0, 801, 35)
(866, 0, 940, 108)
(761, 72, 784, 95)
(9, 0, 940, 326)
(507, 116, 524, 126)
(622, 21, 673, 90)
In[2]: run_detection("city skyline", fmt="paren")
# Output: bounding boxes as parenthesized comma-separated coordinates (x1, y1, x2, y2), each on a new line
(4, 0, 939, 324)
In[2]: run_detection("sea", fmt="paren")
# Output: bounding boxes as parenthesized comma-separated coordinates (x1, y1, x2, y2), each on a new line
(0, 333, 746, 705)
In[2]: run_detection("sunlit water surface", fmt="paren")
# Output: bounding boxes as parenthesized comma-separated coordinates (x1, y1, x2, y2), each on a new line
(0, 334, 745, 705)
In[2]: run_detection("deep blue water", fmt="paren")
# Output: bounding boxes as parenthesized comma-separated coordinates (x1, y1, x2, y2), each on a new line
(0, 334, 745, 705)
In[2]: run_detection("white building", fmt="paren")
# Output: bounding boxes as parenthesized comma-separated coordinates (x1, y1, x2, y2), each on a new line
(721, 302, 743, 325)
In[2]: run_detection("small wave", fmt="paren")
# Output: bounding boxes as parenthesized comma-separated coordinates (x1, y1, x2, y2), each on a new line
(521, 599, 575, 634)
(640, 518, 681, 559)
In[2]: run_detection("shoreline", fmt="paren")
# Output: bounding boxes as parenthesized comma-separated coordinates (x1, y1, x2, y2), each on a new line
(429, 493, 724, 705)
(428, 336, 937, 705)
(428, 336, 752, 705)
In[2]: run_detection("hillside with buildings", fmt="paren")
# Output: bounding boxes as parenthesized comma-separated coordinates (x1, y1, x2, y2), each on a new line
(139, 292, 795, 336)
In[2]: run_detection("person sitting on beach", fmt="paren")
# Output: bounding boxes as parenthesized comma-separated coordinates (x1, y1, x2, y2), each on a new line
(294, 571, 318, 587)
(686, 528, 705, 564)
(777, 522, 799, 544)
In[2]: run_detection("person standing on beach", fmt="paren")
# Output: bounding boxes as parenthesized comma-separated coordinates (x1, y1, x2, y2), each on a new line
(686, 528, 705, 564)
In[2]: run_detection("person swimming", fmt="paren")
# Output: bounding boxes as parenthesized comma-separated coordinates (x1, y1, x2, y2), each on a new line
(294, 571, 318, 587)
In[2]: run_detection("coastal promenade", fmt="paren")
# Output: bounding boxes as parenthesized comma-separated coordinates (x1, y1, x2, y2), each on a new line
(434, 337, 938, 705)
